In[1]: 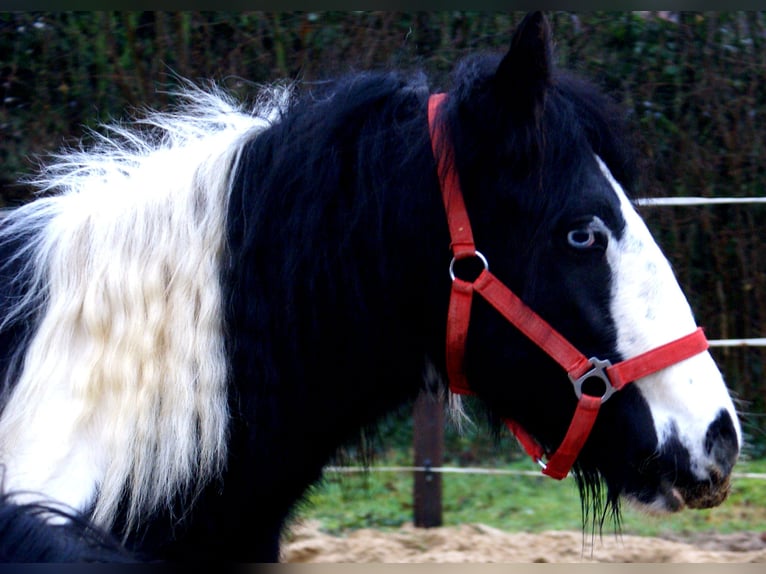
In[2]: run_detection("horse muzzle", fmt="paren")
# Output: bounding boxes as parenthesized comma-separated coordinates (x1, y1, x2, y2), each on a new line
(628, 407, 739, 513)
(654, 470, 732, 513)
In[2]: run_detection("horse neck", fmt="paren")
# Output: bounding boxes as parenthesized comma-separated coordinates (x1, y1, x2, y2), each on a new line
(223, 81, 451, 464)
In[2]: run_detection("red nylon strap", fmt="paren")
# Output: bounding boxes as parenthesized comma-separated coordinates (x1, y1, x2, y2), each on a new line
(605, 326, 708, 391)
(474, 270, 709, 388)
(504, 419, 545, 461)
(472, 271, 593, 379)
(503, 397, 600, 479)
(540, 395, 602, 479)
(446, 278, 475, 395)
(428, 93, 476, 258)
(430, 90, 478, 395)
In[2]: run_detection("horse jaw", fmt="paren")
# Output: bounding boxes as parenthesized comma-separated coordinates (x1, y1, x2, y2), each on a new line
(596, 155, 741, 512)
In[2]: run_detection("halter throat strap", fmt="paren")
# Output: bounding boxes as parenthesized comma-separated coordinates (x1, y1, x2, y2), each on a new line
(427, 93, 709, 479)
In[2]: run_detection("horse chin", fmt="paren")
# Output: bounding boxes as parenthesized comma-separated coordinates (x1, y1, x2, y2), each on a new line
(624, 485, 685, 515)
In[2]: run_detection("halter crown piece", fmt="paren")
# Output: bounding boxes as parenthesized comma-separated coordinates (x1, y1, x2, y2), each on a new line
(427, 93, 710, 479)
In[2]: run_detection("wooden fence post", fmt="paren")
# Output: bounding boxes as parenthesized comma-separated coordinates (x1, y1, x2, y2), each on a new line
(412, 390, 444, 528)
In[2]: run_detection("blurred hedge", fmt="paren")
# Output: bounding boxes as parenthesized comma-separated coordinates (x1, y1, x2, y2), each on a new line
(1, 11, 764, 453)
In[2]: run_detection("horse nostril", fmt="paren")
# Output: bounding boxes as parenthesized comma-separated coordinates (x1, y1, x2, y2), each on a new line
(704, 409, 739, 477)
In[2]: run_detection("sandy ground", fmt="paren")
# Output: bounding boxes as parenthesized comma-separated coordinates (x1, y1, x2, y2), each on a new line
(283, 521, 766, 563)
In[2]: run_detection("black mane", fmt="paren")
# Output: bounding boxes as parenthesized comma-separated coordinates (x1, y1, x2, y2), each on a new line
(216, 69, 452, 560)
(0, 495, 134, 562)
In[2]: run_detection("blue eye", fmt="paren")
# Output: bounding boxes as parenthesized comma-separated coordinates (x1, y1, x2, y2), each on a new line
(565, 218, 610, 251)
(565, 217, 610, 251)
(567, 228, 596, 249)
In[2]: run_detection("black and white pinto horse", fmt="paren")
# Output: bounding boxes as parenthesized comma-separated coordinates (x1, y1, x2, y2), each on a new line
(0, 13, 741, 562)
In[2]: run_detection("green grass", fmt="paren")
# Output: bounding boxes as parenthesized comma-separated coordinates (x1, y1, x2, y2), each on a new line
(297, 456, 766, 539)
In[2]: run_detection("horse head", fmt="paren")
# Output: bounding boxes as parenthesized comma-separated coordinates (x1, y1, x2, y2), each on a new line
(435, 11, 740, 517)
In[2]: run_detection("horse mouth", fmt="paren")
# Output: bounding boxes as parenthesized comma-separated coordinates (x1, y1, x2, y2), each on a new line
(627, 475, 732, 514)
(677, 475, 732, 510)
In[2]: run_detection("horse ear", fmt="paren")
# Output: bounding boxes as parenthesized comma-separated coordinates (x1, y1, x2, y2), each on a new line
(494, 11, 553, 118)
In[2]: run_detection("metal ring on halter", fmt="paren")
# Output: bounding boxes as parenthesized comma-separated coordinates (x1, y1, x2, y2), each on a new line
(449, 250, 489, 282)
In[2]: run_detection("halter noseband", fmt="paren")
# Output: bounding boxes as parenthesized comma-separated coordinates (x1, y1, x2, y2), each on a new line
(427, 93, 709, 479)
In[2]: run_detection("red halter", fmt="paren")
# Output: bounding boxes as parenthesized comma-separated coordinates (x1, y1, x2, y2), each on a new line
(427, 93, 709, 479)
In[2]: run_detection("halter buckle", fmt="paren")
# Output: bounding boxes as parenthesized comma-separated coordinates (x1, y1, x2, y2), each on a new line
(569, 357, 616, 403)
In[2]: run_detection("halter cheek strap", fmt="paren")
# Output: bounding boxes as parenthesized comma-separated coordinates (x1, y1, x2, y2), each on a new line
(428, 93, 709, 479)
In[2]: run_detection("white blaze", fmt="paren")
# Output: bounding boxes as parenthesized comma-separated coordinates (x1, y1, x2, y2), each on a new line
(596, 156, 741, 479)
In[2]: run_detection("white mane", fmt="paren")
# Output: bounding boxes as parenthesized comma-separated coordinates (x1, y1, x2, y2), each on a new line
(0, 81, 290, 531)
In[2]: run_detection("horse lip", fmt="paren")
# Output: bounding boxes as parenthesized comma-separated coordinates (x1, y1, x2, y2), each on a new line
(660, 484, 686, 513)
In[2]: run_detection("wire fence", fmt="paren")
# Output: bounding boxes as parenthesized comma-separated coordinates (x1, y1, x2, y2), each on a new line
(640, 196, 766, 348)
(636, 197, 766, 206)
(324, 465, 766, 481)
(709, 339, 766, 347)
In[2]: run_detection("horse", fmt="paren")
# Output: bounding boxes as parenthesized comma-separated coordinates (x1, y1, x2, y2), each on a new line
(0, 12, 741, 562)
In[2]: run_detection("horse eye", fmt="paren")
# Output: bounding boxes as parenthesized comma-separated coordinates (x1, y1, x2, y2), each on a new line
(567, 228, 597, 249)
